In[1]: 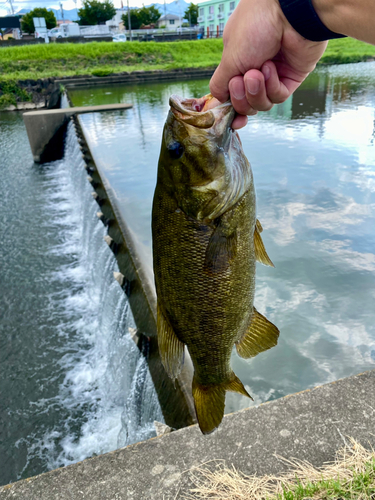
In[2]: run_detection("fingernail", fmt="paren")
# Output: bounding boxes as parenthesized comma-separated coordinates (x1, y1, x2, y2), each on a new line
(263, 65, 271, 81)
(231, 79, 246, 100)
(246, 78, 260, 95)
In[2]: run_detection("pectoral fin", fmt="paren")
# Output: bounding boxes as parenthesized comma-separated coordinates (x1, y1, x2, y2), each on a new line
(157, 302, 184, 379)
(204, 225, 237, 274)
(254, 220, 274, 267)
(192, 373, 252, 434)
(236, 307, 279, 359)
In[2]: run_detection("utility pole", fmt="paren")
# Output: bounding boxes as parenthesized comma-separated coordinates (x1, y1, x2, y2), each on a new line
(175, 0, 181, 29)
(127, 0, 132, 41)
(8, 0, 15, 15)
(60, 2, 64, 22)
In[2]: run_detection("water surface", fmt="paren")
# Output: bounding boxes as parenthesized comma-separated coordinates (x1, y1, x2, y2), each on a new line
(0, 117, 162, 485)
(69, 62, 375, 411)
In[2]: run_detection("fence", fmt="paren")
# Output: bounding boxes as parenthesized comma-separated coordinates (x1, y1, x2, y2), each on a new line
(0, 30, 224, 47)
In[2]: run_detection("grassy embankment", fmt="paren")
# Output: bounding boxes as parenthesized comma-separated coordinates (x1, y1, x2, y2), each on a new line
(1, 37, 375, 81)
(0, 37, 374, 107)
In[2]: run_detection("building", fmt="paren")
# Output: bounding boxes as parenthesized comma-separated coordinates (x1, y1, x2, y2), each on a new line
(197, 0, 238, 36)
(106, 8, 126, 29)
(157, 14, 184, 30)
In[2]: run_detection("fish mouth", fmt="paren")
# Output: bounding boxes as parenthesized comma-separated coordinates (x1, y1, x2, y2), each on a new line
(169, 94, 234, 130)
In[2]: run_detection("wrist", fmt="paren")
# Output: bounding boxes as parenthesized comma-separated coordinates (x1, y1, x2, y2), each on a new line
(278, 0, 346, 41)
(312, 0, 344, 34)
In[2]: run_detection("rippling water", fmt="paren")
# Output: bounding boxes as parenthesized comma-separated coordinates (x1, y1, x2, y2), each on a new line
(0, 119, 162, 485)
(69, 62, 375, 412)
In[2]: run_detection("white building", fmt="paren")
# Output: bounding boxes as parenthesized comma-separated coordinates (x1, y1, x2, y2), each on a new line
(157, 14, 184, 30)
(106, 8, 126, 29)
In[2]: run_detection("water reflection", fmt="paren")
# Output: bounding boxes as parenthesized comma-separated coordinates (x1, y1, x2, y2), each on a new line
(69, 62, 375, 414)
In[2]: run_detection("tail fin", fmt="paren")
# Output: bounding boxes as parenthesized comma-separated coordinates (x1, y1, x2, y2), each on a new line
(192, 373, 252, 435)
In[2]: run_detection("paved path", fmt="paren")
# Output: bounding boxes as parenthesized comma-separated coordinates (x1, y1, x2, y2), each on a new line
(1, 369, 374, 499)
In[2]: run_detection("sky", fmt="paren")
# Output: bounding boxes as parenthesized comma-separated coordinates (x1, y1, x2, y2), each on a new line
(0, 0, 202, 17)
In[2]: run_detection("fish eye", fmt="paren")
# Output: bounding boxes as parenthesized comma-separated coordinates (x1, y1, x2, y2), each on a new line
(167, 141, 184, 159)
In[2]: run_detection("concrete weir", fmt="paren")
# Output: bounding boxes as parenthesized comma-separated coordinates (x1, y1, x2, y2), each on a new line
(70, 112, 196, 430)
(23, 104, 133, 163)
(1, 369, 375, 499)
(21, 98, 196, 430)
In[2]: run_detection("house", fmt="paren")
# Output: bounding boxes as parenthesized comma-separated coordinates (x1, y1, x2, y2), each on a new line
(197, 0, 238, 36)
(1, 27, 17, 40)
(157, 14, 184, 30)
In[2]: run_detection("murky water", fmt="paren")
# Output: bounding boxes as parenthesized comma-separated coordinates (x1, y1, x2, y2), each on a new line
(0, 118, 162, 486)
(69, 62, 375, 412)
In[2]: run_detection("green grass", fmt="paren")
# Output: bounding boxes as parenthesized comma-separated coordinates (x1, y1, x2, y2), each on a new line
(322, 37, 375, 64)
(0, 80, 31, 108)
(277, 459, 375, 500)
(0, 39, 223, 81)
(185, 439, 375, 500)
(0, 37, 374, 82)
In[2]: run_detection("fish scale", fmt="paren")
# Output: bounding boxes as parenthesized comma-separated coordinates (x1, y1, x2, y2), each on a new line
(152, 94, 279, 434)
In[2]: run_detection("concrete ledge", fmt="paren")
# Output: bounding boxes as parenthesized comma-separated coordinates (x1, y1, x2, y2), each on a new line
(55, 67, 216, 88)
(23, 104, 132, 163)
(2, 369, 374, 499)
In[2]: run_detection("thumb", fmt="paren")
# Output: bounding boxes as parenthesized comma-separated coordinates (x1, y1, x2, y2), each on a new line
(210, 56, 240, 103)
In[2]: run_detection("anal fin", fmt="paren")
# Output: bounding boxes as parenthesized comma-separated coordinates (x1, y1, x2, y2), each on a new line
(192, 373, 252, 435)
(254, 219, 274, 267)
(236, 307, 279, 359)
(157, 302, 184, 380)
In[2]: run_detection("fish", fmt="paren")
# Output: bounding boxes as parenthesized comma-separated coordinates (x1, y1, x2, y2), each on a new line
(152, 94, 279, 434)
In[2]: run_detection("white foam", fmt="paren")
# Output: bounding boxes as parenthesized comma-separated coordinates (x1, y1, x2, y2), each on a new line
(18, 122, 163, 477)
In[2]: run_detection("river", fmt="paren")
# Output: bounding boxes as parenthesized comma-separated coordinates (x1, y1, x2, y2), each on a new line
(1, 61, 374, 485)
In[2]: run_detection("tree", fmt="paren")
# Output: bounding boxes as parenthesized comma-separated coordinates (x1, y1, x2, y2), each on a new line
(184, 3, 198, 26)
(21, 8, 56, 34)
(137, 5, 160, 26)
(121, 9, 141, 30)
(78, 0, 116, 26)
(121, 5, 160, 29)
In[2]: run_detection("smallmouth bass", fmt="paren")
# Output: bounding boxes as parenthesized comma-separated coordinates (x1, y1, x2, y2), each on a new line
(152, 94, 279, 434)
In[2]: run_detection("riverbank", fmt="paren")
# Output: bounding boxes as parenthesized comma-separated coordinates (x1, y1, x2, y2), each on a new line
(1, 37, 375, 82)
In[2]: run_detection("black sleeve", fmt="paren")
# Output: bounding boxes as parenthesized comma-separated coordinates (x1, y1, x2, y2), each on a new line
(278, 0, 347, 42)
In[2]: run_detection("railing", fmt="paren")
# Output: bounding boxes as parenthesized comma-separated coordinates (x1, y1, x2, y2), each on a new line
(123, 28, 199, 42)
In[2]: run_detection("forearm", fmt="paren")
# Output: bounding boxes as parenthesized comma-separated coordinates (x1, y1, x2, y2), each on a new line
(313, 0, 375, 44)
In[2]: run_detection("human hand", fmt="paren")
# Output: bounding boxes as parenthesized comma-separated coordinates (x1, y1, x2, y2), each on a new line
(209, 0, 328, 129)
